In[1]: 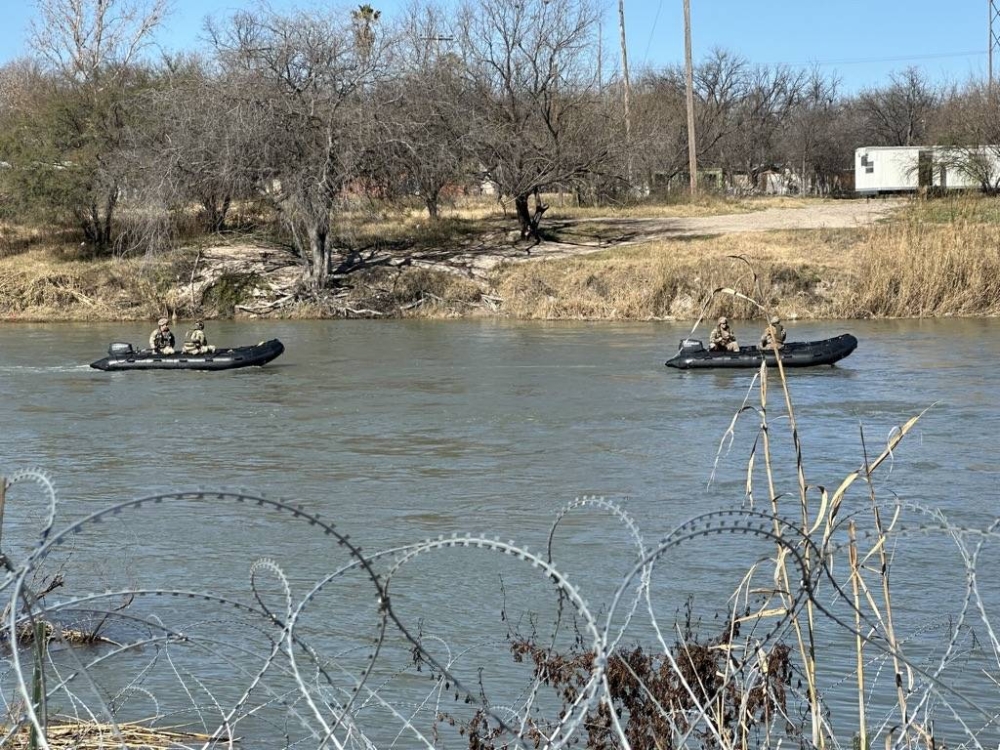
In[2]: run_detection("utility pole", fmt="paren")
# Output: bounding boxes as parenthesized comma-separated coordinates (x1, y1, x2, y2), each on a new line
(990, 0, 1000, 89)
(597, 23, 603, 91)
(683, 0, 697, 196)
(618, 0, 633, 186)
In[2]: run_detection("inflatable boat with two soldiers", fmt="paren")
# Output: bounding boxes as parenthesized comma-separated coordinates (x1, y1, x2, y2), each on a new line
(90, 339, 285, 372)
(665, 333, 857, 370)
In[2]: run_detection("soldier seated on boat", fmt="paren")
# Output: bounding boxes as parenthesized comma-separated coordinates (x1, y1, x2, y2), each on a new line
(182, 321, 216, 355)
(709, 316, 740, 352)
(149, 317, 175, 354)
(759, 315, 787, 350)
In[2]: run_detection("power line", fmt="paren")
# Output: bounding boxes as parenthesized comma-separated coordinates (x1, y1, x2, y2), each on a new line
(641, 0, 664, 65)
(768, 49, 985, 68)
(606, 0, 984, 77)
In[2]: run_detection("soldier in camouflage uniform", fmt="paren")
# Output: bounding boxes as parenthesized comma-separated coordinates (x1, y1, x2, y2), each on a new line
(709, 316, 740, 352)
(759, 315, 787, 350)
(149, 318, 175, 354)
(182, 321, 216, 355)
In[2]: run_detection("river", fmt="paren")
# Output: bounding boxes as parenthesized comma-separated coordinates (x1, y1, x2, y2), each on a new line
(0, 318, 997, 748)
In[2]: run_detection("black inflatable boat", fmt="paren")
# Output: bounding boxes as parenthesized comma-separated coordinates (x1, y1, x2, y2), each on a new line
(90, 339, 285, 371)
(665, 333, 857, 370)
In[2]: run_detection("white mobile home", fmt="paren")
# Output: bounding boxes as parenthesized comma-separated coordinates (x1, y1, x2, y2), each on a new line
(854, 146, 999, 195)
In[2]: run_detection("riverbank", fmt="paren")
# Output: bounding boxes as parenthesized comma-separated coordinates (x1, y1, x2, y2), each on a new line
(2, 195, 999, 322)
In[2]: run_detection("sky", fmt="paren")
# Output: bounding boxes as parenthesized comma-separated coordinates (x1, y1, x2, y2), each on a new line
(0, 0, 990, 93)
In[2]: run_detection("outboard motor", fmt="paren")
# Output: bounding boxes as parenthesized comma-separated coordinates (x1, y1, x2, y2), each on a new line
(678, 338, 705, 353)
(108, 342, 135, 359)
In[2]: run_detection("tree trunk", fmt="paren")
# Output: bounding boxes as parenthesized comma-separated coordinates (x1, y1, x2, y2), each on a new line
(102, 189, 117, 247)
(529, 200, 548, 238)
(424, 188, 440, 220)
(308, 223, 329, 289)
(81, 202, 99, 244)
(515, 194, 532, 239)
(79, 186, 118, 251)
(514, 192, 549, 241)
(202, 194, 231, 233)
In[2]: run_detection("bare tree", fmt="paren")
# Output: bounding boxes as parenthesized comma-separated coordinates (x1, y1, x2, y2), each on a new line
(627, 68, 688, 194)
(23, 0, 168, 250)
(209, 6, 384, 288)
(456, 0, 608, 240)
(30, 0, 168, 84)
(720, 63, 805, 191)
(0, 58, 46, 114)
(365, 4, 474, 219)
(783, 68, 848, 195)
(141, 55, 262, 233)
(0, 59, 52, 221)
(856, 66, 937, 147)
(928, 81, 1000, 192)
(629, 49, 746, 194)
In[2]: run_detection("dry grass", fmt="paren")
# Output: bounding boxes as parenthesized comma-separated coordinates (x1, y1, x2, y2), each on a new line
(839, 216, 1000, 317)
(334, 211, 503, 249)
(895, 191, 1000, 224)
(4, 194, 1000, 321)
(0, 223, 47, 258)
(491, 229, 864, 321)
(491, 196, 1000, 321)
(0, 242, 191, 321)
(1, 719, 227, 749)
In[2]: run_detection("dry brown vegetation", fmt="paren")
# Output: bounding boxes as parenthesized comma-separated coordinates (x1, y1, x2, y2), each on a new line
(491, 228, 862, 321)
(0, 247, 192, 321)
(0, 719, 226, 749)
(843, 217, 1000, 317)
(2, 195, 999, 322)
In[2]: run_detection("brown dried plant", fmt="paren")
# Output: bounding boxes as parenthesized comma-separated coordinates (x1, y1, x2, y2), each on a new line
(440, 603, 797, 750)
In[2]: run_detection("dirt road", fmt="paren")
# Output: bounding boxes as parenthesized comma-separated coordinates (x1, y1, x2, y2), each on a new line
(608, 197, 901, 236)
(455, 198, 905, 272)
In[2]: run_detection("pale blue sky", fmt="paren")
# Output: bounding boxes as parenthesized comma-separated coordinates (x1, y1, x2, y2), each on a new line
(0, 0, 989, 92)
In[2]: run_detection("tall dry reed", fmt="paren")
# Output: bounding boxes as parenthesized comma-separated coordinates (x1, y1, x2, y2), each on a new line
(841, 216, 1000, 318)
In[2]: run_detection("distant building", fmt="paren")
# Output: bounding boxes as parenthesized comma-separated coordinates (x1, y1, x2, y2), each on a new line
(854, 146, 1000, 195)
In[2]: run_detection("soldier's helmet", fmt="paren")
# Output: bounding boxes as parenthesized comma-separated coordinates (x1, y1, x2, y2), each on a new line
(157, 317, 169, 327)
(718, 316, 728, 325)
(770, 315, 781, 325)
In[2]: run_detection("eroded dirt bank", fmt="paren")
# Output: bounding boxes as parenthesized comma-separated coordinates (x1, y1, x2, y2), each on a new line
(0, 198, 939, 322)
